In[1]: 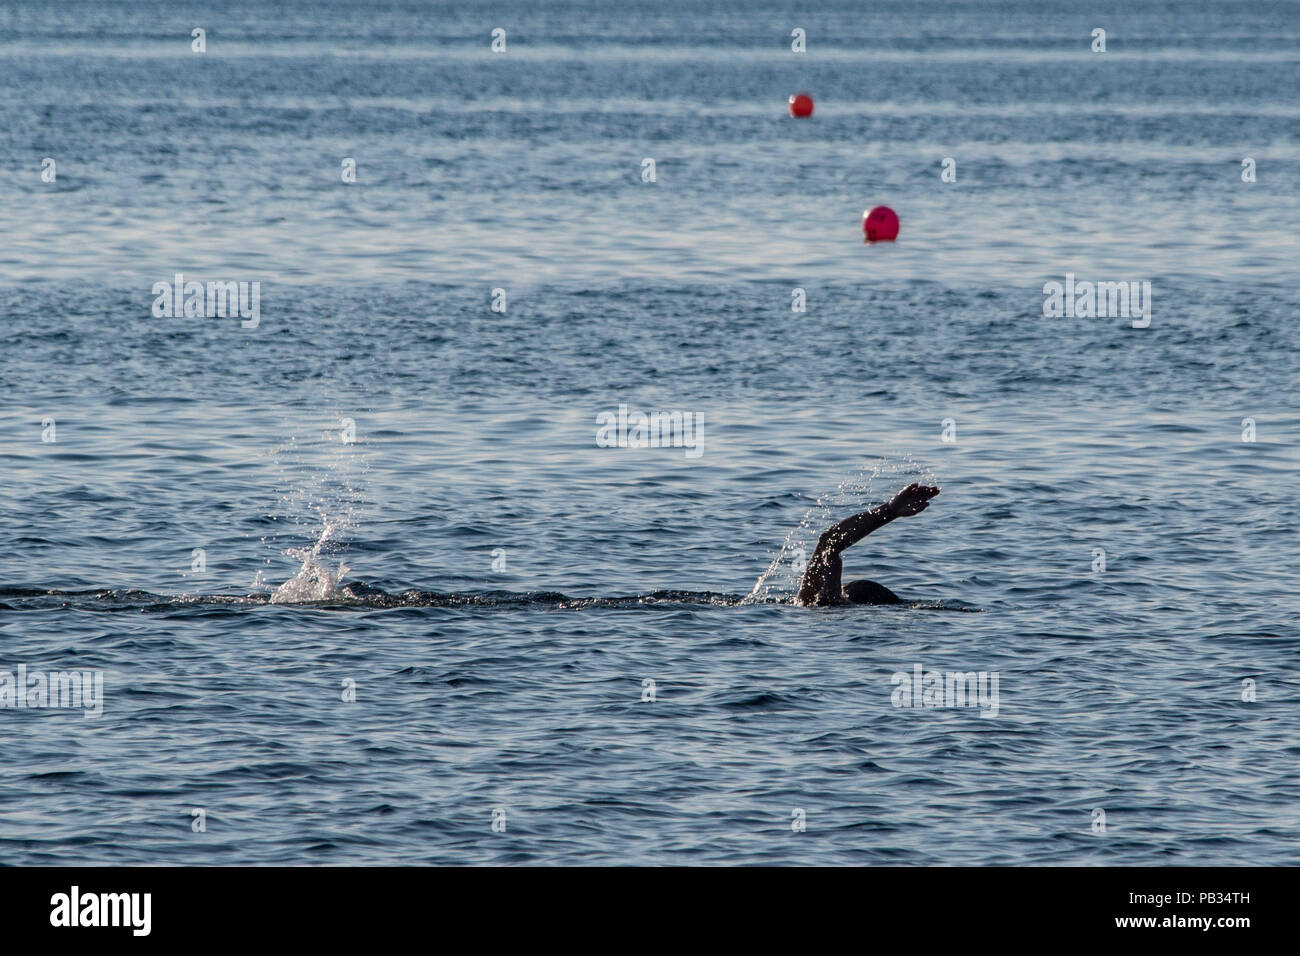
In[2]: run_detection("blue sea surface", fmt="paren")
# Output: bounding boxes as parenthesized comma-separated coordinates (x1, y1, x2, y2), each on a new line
(1, 0, 1298, 865)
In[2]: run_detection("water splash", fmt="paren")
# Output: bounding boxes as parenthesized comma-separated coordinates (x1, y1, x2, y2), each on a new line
(269, 519, 351, 604)
(743, 457, 937, 604)
(261, 416, 368, 601)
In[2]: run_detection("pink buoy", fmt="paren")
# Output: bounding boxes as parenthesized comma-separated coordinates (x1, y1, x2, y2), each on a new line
(862, 205, 900, 242)
(788, 93, 814, 118)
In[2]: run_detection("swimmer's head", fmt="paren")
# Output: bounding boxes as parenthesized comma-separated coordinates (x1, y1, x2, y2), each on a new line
(844, 580, 901, 605)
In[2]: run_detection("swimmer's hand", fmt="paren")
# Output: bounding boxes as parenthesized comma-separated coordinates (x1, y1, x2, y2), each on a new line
(885, 483, 940, 518)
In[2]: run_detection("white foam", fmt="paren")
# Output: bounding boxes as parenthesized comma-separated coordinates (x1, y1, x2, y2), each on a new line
(269, 520, 350, 604)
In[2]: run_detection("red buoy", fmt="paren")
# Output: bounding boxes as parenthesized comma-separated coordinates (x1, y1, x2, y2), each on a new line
(788, 93, 814, 118)
(862, 205, 900, 242)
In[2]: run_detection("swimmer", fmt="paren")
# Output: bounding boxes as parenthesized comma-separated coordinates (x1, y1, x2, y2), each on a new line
(795, 483, 940, 606)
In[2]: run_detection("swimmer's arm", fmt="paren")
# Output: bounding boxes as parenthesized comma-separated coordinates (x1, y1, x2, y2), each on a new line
(816, 504, 897, 554)
(794, 506, 894, 605)
(794, 484, 940, 605)
(820, 484, 940, 553)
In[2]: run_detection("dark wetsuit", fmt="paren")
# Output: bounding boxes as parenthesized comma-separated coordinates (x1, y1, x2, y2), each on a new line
(795, 484, 939, 606)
